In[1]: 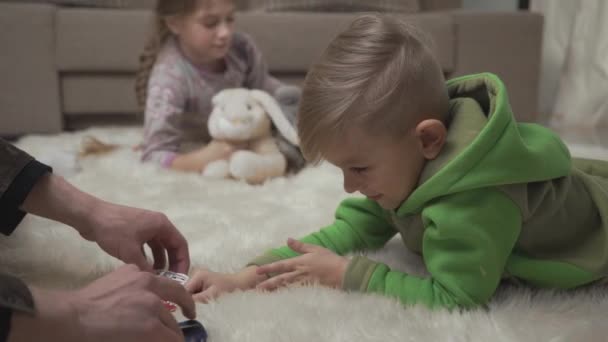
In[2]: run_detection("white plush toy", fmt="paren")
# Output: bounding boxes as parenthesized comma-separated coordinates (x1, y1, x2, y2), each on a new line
(202, 88, 301, 184)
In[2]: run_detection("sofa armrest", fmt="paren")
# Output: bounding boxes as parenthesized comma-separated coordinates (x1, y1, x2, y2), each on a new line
(450, 11, 543, 122)
(0, 3, 62, 136)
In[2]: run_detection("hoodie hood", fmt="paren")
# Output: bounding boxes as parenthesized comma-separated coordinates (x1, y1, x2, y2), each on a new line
(398, 73, 571, 215)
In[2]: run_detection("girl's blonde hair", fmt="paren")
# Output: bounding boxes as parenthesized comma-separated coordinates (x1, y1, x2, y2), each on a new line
(298, 14, 449, 164)
(135, 0, 200, 111)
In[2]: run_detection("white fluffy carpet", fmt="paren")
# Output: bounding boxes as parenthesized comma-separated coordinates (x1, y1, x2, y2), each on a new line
(3, 126, 608, 342)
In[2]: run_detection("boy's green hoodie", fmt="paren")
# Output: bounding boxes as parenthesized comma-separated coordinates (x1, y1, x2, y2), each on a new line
(249, 73, 608, 309)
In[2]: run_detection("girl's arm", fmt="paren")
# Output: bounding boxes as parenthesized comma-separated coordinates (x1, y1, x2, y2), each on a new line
(141, 61, 238, 173)
(141, 63, 231, 173)
(140, 63, 188, 169)
(240, 33, 283, 95)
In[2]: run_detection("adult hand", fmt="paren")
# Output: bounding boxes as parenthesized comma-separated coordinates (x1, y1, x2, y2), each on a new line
(255, 238, 349, 291)
(8, 264, 196, 342)
(21, 174, 190, 274)
(81, 200, 190, 274)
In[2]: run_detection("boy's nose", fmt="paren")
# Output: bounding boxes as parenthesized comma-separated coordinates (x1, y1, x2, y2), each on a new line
(343, 173, 358, 194)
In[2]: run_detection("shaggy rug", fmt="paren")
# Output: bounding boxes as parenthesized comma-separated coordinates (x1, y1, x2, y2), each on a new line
(2, 126, 608, 342)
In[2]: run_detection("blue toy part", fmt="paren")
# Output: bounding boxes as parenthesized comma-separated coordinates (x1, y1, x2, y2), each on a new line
(179, 319, 208, 342)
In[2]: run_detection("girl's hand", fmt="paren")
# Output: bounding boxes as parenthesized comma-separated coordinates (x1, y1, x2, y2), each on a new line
(171, 140, 238, 172)
(255, 238, 349, 291)
(197, 140, 237, 162)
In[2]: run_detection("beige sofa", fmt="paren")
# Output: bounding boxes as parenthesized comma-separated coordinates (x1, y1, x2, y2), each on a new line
(0, 0, 543, 136)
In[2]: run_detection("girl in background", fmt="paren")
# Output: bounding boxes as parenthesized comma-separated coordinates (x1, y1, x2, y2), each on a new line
(137, 0, 283, 172)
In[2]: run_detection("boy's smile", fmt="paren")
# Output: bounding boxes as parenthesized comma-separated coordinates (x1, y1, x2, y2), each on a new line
(366, 194, 383, 201)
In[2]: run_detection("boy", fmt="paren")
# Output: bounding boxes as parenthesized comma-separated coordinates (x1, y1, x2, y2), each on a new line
(186, 14, 608, 309)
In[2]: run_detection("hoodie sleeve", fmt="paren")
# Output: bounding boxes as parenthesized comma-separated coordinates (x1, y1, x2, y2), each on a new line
(343, 188, 522, 309)
(248, 197, 398, 266)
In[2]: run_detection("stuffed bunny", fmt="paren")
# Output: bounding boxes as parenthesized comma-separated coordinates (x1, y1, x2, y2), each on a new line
(202, 87, 302, 184)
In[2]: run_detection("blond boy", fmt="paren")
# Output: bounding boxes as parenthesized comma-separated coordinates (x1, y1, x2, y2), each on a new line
(186, 14, 608, 309)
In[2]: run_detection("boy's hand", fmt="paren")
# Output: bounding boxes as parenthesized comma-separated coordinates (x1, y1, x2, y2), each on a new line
(255, 238, 349, 291)
(185, 266, 263, 303)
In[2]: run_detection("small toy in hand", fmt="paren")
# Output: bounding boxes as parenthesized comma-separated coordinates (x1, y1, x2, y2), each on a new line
(180, 319, 208, 342)
(156, 270, 189, 312)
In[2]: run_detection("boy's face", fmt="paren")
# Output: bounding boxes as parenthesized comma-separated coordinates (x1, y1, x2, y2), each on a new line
(323, 127, 427, 210)
(323, 120, 446, 210)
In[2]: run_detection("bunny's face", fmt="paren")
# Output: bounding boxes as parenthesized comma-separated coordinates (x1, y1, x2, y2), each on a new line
(208, 89, 272, 141)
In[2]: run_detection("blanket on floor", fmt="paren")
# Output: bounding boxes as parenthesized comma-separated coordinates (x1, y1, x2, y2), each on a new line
(2, 127, 608, 342)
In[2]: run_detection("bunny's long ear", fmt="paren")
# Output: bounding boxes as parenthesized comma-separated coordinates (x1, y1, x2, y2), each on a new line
(250, 89, 299, 146)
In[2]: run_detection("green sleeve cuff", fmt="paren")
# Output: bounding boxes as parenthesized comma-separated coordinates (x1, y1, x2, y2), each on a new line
(342, 255, 380, 292)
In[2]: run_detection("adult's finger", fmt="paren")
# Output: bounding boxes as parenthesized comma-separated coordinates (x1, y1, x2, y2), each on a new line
(156, 299, 183, 338)
(148, 239, 167, 271)
(123, 246, 153, 272)
(162, 226, 190, 274)
(150, 321, 183, 342)
(152, 276, 196, 319)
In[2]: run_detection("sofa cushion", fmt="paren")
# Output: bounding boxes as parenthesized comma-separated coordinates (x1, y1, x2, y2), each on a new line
(237, 12, 453, 72)
(243, 0, 419, 13)
(0, 0, 154, 8)
(56, 8, 153, 72)
(61, 73, 303, 115)
(0, 2, 63, 134)
(62, 74, 137, 114)
(56, 9, 454, 74)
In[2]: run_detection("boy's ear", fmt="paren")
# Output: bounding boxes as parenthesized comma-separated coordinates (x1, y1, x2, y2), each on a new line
(165, 16, 182, 36)
(414, 119, 447, 160)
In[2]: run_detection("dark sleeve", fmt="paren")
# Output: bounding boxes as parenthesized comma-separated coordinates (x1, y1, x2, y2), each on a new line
(0, 138, 51, 236)
(0, 273, 35, 342)
(0, 307, 9, 342)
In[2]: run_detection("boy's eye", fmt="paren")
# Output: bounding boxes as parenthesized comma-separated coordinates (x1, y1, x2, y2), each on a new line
(351, 167, 368, 174)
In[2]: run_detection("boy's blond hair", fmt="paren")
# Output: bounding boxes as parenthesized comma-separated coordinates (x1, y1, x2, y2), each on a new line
(298, 14, 449, 164)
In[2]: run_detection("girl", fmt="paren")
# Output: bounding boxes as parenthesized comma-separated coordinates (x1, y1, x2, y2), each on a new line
(137, 0, 283, 172)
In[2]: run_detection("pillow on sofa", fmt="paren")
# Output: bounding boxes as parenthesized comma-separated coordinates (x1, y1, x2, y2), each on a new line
(2, 0, 155, 8)
(244, 0, 420, 13)
(59, 0, 154, 8)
